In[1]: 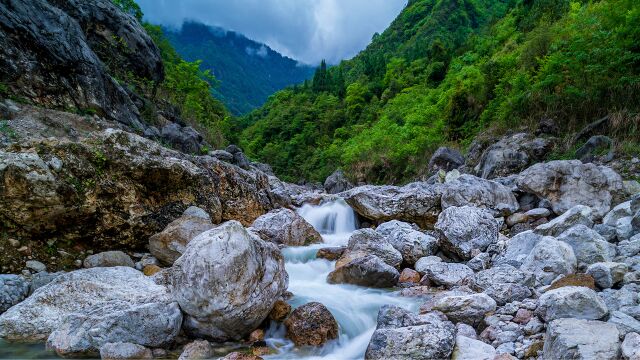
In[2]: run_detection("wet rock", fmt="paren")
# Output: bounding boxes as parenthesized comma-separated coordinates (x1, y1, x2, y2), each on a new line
(435, 206, 499, 260)
(83, 251, 134, 269)
(0, 275, 29, 314)
(316, 247, 346, 261)
(426, 293, 497, 327)
(441, 175, 519, 216)
(556, 225, 616, 270)
(543, 319, 620, 360)
(99, 342, 153, 360)
(520, 237, 577, 285)
(537, 286, 608, 322)
(284, 302, 339, 347)
(250, 208, 322, 246)
(451, 335, 496, 360)
(365, 306, 456, 360)
(169, 221, 288, 341)
(428, 147, 465, 173)
(587, 262, 629, 289)
(178, 340, 212, 360)
(475, 133, 554, 179)
(149, 207, 215, 265)
(376, 220, 438, 265)
(327, 255, 399, 288)
(471, 265, 534, 305)
(0, 267, 180, 352)
(517, 160, 623, 218)
(269, 300, 291, 322)
(416, 262, 474, 288)
(341, 182, 443, 228)
(622, 332, 640, 360)
(324, 170, 354, 194)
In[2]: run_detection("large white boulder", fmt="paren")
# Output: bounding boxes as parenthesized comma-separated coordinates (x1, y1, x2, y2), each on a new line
(441, 175, 519, 216)
(250, 208, 322, 246)
(537, 286, 608, 322)
(520, 237, 577, 285)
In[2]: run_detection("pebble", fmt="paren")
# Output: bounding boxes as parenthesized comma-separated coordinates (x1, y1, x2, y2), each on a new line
(25, 260, 47, 273)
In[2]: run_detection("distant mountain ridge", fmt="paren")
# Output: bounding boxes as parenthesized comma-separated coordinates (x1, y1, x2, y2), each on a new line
(164, 21, 314, 115)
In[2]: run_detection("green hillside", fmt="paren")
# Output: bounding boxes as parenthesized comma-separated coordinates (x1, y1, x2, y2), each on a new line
(238, 0, 640, 184)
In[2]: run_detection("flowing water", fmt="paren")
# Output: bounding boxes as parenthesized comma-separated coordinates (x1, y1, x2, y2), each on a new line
(264, 199, 418, 360)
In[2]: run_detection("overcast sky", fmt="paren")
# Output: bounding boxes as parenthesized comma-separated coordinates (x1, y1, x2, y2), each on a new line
(137, 0, 406, 65)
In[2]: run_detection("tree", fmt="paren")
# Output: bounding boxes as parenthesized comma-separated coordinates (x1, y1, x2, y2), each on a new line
(112, 0, 143, 21)
(312, 60, 329, 93)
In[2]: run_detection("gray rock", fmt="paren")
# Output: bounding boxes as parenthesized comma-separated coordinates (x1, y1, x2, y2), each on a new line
(324, 170, 354, 194)
(609, 311, 640, 337)
(209, 150, 234, 163)
(178, 340, 212, 360)
(587, 262, 629, 289)
(494, 231, 545, 268)
(29, 272, 64, 295)
(441, 175, 519, 216)
(520, 237, 577, 285)
(472, 265, 534, 305)
(456, 323, 478, 339)
(622, 332, 640, 360)
(250, 208, 322, 246)
(603, 201, 633, 227)
(426, 293, 497, 326)
(182, 206, 211, 221)
(475, 132, 553, 179)
(543, 319, 620, 360)
(600, 284, 640, 313)
(428, 147, 465, 173)
(557, 225, 616, 270)
(451, 335, 496, 360)
(534, 205, 594, 237)
(435, 206, 499, 260)
(416, 262, 474, 288)
(161, 123, 202, 154)
(617, 216, 636, 241)
(169, 221, 288, 341)
(365, 306, 456, 360)
(0, 275, 29, 314)
(25, 260, 47, 273)
(619, 235, 640, 257)
(225, 145, 251, 170)
(149, 211, 215, 265)
(517, 160, 623, 219)
(595, 224, 618, 242)
(328, 255, 400, 288)
(83, 251, 135, 269)
(376, 221, 438, 265)
(576, 135, 615, 163)
(0, 267, 180, 346)
(99, 342, 153, 360)
(467, 252, 491, 272)
(524, 316, 544, 335)
(340, 228, 403, 269)
(537, 286, 608, 322)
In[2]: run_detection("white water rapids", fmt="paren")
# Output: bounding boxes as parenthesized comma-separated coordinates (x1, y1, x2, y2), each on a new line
(264, 199, 418, 359)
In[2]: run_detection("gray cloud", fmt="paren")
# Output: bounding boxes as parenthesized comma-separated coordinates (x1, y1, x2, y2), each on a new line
(137, 0, 406, 64)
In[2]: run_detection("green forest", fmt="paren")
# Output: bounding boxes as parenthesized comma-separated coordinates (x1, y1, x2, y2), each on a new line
(235, 0, 640, 184)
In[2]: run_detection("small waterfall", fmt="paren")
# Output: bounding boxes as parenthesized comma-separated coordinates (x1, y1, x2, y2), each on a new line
(297, 199, 357, 245)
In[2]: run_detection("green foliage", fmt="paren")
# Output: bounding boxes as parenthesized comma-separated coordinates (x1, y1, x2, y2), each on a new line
(239, 0, 640, 184)
(111, 0, 143, 21)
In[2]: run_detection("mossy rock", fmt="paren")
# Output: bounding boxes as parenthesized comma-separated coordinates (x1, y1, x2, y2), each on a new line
(548, 273, 596, 291)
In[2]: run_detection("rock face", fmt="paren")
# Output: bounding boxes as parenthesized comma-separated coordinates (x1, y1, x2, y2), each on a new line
(169, 221, 288, 341)
(284, 302, 339, 347)
(435, 206, 499, 260)
(0, 0, 161, 128)
(517, 160, 623, 218)
(0, 275, 29, 314)
(365, 306, 456, 360)
(0, 129, 283, 270)
(149, 207, 215, 265)
(250, 208, 322, 246)
(441, 175, 519, 216)
(324, 170, 354, 194)
(537, 286, 609, 322)
(474, 133, 553, 179)
(0, 267, 181, 353)
(543, 319, 620, 360)
(83, 251, 134, 269)
(342, 182, 443, 228)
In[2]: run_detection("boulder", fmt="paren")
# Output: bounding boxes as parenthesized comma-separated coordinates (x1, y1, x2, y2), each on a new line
(534, 205, 595, 237)
(543, 319, 620, 360)
(269, 300, 291, 322)
(556, 225, 616, 269)
(149, 207, 215, 265)
(221, 353, 263, 360)
(609, 311, 640, 337)
(250, 208, 322, 246)
(324, 170, 354, 194)
(471, 265, 534, 305)
(619, 236, 640, 257)
(622, 332, 640, 360)
(284, 302, 339, 347)
(428, 147, 465, 172)
(426, 293, 497, 327)
(375, 221, 437, 265)
(338, 229, 403, 269)
(365, 306, 456, 360)
(603, 201, 634, 227)
(160, 123, 203, 154)
(494, 231, 546, 268)
(475, 133, 553, 179)
(548, 274, 596, 291)
(399, 268, 421, 283)
(517, 160, 623, 218)
(575, 135, 614, 163)
(169, 221, 288, 341)
(226, 145, 251, 170)
(327, 255, 399, 288)
(177, 340, 212, 360)
(537, 286, 608, 322)
(416, 262, 474, 288)
(520, 237, 577, 285)
(0, 275, 29, 314)
(451, 335, 497, 360)
(587, 262, 629, 289)
(435, 206, 499, 260)
(341, 182, 443, 228)
(441, 175, 519, 216)
(99, 342, 153, 360)
(316, 247, 346, 261)
(83, 251, 134, 269)
(0, 267, 180, 349)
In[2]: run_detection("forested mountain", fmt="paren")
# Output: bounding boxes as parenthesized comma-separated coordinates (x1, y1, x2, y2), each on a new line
(164, 22, 315, 115)
(238, 0, 640, 184)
